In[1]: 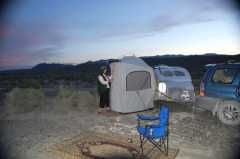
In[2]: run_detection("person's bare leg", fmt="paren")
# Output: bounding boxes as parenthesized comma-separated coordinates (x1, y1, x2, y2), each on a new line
(98, 92, 105, 113)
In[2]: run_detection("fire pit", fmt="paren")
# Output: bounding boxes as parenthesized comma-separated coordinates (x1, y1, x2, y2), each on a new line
(77, 140, 139, 159)
(46, 131, 178, 159)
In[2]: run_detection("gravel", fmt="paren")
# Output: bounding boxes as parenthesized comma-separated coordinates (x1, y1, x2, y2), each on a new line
(0, 95, 239, 159)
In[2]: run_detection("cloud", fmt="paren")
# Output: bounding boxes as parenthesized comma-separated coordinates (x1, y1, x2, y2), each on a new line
(67, 0, 236, 44)
(0, 20, 65, 67)
(151, 12, 214, 32)
(1, 0, 235, 69)
(186, 0, 237, 12)
(151, 0, 236, 32)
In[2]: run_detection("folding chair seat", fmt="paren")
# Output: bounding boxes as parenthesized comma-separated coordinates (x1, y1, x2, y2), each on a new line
(136, 105, 169, 157)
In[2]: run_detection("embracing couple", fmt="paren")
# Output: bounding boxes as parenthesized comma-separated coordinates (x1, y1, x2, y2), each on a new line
(97, 66, 112, 113)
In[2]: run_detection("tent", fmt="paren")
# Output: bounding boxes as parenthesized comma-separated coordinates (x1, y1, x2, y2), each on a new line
(110, 56, 156, 113)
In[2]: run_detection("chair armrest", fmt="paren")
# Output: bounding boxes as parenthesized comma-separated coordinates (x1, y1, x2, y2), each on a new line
(143, 124, 167, 136)
(137, 114, 159, 121)
(147, 124, 166, 128)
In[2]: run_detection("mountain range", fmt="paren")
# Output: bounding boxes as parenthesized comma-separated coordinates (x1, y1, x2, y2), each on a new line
(0, 54, 239, 83)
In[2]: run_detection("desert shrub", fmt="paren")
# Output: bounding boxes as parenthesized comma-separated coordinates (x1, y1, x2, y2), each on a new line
(56, 86, 97, 111)
(5, 88, 45, 113)
(71, 90, 97, 108)
(57, 85, 75, 98)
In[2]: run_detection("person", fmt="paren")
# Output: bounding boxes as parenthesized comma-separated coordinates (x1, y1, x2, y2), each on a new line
(97, 66, 111, 113)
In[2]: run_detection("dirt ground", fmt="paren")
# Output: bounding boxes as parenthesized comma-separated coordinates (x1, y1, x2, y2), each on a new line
(0, 90, 240, 159)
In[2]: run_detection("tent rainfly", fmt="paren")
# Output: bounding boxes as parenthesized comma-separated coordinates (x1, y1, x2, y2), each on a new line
(110, 56, 156, 113)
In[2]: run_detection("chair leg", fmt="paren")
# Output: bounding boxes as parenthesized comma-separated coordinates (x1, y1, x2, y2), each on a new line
(152, 137, 169, 156)
(138, 134, 169, 157)
(149, 139, 162, 152)
(166, 134, 169, 156)
(139, 135, 144, 156)
(161, 136, 168, 156)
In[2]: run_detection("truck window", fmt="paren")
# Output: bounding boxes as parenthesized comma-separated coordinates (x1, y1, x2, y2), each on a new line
(212, 68, 237, 84)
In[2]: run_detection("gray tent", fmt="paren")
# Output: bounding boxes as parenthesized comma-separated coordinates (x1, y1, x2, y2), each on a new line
(110, 56, 156, 113)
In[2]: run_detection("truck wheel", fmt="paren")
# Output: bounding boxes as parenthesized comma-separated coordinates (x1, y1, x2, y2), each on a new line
(217, 100, 240, 126)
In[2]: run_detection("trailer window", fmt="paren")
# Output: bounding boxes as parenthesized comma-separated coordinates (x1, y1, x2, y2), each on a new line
(174, 70, 185, 76)
(160, 70, 173, 77)
(126, 71, 151, 91)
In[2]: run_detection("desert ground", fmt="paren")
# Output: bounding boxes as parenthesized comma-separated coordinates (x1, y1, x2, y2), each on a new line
(0, 88, 239, 159)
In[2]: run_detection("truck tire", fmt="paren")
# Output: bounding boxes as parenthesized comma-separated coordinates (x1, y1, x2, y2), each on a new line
(217, 100, 240, 126)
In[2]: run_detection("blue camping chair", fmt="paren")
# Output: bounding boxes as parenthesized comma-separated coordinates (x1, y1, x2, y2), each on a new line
(136, 105, 169, 157)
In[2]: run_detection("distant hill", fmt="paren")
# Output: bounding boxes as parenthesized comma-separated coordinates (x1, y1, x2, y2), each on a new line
(0, 54, 239, 85)
(32, 63, 75, 72)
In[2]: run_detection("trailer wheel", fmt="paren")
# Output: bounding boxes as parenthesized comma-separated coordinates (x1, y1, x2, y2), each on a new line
(217, 100, 240, 126)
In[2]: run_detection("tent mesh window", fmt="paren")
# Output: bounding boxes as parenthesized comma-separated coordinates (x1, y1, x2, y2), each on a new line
(126, 71, 151, 91)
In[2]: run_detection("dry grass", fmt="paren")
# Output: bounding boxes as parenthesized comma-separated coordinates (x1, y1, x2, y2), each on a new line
(5, 88, 45, 113)
(4, 86, 98, 114)
(55, 86, 98, 111)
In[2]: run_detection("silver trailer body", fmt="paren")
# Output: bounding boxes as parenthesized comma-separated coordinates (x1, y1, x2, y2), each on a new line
(154, 66, 195, 103)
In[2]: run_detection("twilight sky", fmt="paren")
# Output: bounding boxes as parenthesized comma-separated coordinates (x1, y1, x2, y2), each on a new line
(0, 0, 239, 69)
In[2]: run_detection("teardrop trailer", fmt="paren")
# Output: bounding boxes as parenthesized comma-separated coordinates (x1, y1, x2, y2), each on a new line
(154, 65, 195, 104)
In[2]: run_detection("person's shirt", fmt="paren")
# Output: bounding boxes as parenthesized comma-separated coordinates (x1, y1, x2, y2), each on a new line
(98, 74, 110, 88)
(107, 75, 112, 82)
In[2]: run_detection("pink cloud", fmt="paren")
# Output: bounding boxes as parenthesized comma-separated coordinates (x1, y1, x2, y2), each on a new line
(0, 30, 7, 38)
(0, 21, 65, 67)
(0, 53, 29, 66)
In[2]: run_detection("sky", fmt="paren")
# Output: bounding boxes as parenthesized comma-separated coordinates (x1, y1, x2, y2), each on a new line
(0, 0, 239, 69)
